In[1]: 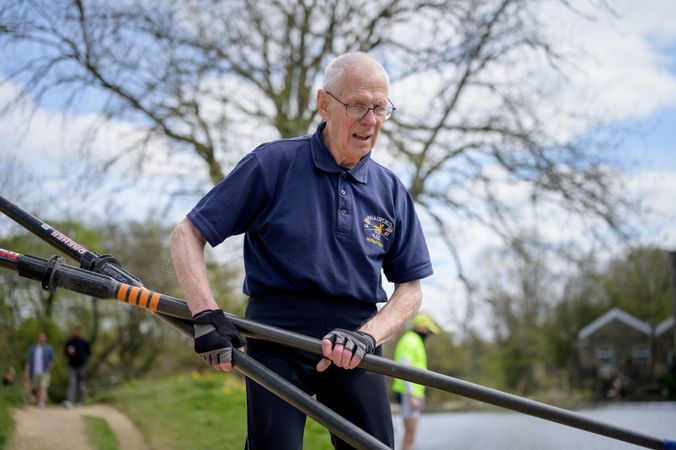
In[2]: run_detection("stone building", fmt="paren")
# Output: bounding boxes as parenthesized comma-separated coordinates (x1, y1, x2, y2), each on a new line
(576, 308, 653, 381)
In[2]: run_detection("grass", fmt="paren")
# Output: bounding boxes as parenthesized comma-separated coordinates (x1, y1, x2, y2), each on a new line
(97, 371, 333, 450)
(83, 415, 120, 450)
(0, 385, 27, 449)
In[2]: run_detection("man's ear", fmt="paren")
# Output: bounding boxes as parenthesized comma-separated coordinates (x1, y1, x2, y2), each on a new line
(317, 89, 330, 120)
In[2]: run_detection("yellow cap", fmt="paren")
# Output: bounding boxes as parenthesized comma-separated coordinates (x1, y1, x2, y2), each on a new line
(413, 312, 441, 334)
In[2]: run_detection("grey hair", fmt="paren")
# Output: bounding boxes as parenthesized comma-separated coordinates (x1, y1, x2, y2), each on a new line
(322, 52, 390, 91)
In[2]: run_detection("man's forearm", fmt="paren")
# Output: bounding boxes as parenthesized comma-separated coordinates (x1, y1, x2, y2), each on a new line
(358, 280, 422, 345)
(170, 217, 220, 315)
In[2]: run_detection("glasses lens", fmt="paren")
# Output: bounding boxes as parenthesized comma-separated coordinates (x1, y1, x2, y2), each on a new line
(374, 106, 388, 119)
(347, 104, 368, 119)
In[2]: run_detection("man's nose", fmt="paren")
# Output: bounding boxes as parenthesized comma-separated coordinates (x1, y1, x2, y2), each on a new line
(359, 109, 377, 126)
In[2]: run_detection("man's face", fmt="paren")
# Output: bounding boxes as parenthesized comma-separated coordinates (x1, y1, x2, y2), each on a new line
(318, 67, 389, 168)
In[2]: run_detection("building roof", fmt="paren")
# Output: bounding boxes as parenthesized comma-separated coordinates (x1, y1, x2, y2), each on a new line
(655, 317, 674, 336)
(578, 307, 652, 340)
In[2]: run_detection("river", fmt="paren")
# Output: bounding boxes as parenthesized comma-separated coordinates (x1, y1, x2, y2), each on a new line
(392, 402, 676, 450)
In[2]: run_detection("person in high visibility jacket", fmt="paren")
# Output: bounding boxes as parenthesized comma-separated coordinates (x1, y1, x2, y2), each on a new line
(392, 312, 441, 450)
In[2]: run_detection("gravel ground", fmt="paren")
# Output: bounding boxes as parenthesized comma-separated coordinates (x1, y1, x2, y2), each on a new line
(10, 404, 150, 450)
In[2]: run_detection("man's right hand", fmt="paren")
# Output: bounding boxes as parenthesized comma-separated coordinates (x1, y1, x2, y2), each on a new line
(193, 309, 245, 371)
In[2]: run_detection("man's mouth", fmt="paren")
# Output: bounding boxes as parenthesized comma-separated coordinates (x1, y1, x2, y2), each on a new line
(353, 133, 371, 141)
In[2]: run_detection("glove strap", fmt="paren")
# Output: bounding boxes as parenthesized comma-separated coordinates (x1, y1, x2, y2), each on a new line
(193, 309, 214, 323)
(356, 331, 376, 348)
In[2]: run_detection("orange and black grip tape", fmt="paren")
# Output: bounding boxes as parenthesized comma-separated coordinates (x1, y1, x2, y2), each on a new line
(115, 283, 161, 313)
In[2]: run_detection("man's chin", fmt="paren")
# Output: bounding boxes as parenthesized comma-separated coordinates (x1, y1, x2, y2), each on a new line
(349, 139, 375, 153)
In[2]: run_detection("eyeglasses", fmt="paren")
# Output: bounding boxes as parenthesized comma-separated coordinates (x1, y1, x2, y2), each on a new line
(325, 91, 396, 121)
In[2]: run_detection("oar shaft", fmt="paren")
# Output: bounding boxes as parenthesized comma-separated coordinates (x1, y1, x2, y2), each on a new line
(0, 194, 143, 286)
(234, 351, 390, 450)
(0, 195, 86, 261)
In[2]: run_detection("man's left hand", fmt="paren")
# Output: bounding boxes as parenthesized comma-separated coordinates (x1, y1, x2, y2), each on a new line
(316, 328, 376, 372)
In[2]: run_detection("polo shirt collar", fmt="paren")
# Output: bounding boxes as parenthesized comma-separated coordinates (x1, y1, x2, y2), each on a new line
(311, 122, 370, 184)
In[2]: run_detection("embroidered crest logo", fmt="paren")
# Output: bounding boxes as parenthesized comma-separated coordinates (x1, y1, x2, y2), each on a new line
(363, 215, 393, 248)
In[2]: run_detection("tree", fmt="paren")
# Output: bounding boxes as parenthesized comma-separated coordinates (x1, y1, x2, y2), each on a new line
(543, 266, 610, 388)
(1, 0, 632, 323)
(477, 239, 559, 393)
(601, 246, 673, 326)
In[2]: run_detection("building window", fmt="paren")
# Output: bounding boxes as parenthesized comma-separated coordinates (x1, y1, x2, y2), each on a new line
(631, 346, 651, 365)
(595, 347, 614, 368)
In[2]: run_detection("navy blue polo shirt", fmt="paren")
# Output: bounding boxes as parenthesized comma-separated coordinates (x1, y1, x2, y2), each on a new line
(187, 122, 432, 305)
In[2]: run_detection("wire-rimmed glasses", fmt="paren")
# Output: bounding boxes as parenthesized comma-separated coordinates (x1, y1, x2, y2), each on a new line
(325, 91, 396, 121)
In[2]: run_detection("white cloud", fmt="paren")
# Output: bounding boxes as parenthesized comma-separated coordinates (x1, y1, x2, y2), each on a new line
(626, 169, 676, 248)
(541, 1, 676, 127)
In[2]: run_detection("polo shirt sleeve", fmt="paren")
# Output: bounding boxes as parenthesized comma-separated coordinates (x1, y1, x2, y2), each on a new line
(187, 152, 268, 247)
(382, 189, 433, 283)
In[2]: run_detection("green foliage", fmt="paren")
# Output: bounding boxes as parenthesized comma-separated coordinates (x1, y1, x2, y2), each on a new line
(83, 415, 120, 450)
(0, 385, 28, 448)
(601, 247, 673, 326)
(425, 333, 471, 376)
(98, 372, 332, 450)
(541, 273, 610, 384)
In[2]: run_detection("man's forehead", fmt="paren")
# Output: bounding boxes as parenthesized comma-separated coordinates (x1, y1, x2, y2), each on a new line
(342, 90, 388, 104)
(337, 64, 388, 91)
(338, 80, 388, 101)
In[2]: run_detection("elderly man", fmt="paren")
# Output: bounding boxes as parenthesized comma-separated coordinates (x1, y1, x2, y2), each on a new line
(170, 52, 433, 449)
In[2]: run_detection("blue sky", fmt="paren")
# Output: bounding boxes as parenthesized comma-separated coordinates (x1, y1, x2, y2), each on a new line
(625, 107, 676, 171)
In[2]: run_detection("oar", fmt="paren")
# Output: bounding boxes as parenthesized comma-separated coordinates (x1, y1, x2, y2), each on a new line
(1, 248, 674, 450)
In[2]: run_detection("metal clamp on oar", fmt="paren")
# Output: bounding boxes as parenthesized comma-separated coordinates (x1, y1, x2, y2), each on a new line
(40, 255, 64, 292)
(82, 252, 143, 287)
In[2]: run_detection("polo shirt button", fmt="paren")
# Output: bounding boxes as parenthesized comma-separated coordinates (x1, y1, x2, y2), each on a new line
(341, 209, 347, 215)
(340, 189, 346, 195)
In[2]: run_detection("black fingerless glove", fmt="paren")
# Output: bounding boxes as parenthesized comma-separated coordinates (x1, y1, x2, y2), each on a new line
(193, 309, 245, 368)
(322, 328, 376, 359)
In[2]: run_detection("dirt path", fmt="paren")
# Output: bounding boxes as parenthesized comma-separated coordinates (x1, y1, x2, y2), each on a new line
(10, 404, 150, 450)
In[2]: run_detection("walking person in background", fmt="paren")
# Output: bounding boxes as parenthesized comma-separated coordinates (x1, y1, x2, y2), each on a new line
(24, 331, 54, 407)
(63, 325, 90, 408)
(171, 51, 433, 449)
(392, 313, 441, 450)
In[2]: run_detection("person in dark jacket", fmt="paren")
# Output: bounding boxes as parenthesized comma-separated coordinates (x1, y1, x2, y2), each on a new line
(63, 325, 90, 408)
